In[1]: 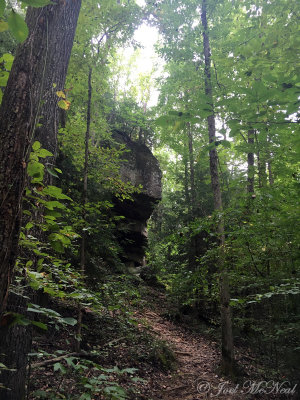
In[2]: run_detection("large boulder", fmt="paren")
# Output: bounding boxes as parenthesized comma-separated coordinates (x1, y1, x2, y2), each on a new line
(112, 131, 162, 269)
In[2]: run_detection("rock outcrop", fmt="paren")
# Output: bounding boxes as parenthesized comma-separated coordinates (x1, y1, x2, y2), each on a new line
(112, 131, 162, 270)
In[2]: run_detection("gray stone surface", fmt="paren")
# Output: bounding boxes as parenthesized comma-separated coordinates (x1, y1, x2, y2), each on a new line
(112, 131, 162, 268)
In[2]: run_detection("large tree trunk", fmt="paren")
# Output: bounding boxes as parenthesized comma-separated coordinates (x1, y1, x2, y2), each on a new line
(0, 0, 81, 315)
(201, 0, 234, 375)
(0, 292, 32, 400)
(0, 2, 81, 398)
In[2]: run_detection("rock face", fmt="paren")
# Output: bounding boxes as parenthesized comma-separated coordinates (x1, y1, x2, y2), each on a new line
(112, 131, 162, 269)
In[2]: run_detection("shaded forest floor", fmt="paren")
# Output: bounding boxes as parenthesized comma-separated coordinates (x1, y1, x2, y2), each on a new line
(28, 286, 296, 399)
(134, 288, 283, 400)
(135, 307, 242, 399)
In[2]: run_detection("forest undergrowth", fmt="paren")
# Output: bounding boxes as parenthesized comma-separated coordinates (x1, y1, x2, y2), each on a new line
(27, 284, 294, 400)
(0, 1, 299, 399)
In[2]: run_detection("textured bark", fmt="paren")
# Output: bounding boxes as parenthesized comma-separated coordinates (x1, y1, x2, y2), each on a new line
(0, 2, 81, 398)
(0, 0, 81, 314)
(201, 0, 234, 375)
(0, 292, 32, 400)
(247, 129, 255, 193)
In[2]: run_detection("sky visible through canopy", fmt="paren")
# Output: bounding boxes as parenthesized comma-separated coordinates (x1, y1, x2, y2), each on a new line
(122, 16, 163, 107)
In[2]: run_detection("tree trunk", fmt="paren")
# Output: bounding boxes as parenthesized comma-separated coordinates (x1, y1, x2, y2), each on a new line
(267, 134, 274, 186)
(255, 131, 267, 188)
(0, 2, 81, 398)
(247, 129, 255, 194)
(0, 0, 81, 314)
(0, 292, 32, 400)
(187, 123, 196, 214)
(257, 153, 267, 188)
(183, 152, 191, 215)
(201, 0, 234, 375)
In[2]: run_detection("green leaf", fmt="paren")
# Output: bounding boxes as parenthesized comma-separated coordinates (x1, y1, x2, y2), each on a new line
(27, 160, 44, 179)
(168, 110, 183, 116)
(32, 141, 41, 151)
(205, 142, 217, 152)
(0, 21, 8, 32)
(61, 317, 77, 326)
(25, 222, 34, 230)
(49, 239, 64, 253)
(0, 0, 5, 18)
(132, 377, 146, 383)
(0, 71, 9, 86)
(1, 53, 14, 70)
(2, 53, 14, 63)
(7, 10, 29, 43)
(53, 362, 66, 374)
(31, 321, 47, 330)
(45, 210, 61, 218)
(46, 167, 59, 178)
(21, 0, 53, 7)
(104, 386, 126, 398)
(120, 367, 137, 374)
(38, 148, 53, 158)
(45, 200, 65, 210)
(97, 374, 108, 380)
(83, 383, 93, 389)
(219, 139, 232, 149)
(12, 313, 31, 327)
(79, 394, 92, 400)
(65, 356, 76, 367)
(27, 307, 45, 314)
(58, 99, 70, 110)
(43, 186, 72, 200)
(31, 390, 48, 398)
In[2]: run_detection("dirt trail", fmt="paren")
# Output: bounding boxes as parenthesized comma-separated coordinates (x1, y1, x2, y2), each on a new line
(136, 308, 243, 400)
